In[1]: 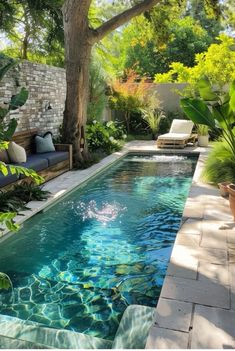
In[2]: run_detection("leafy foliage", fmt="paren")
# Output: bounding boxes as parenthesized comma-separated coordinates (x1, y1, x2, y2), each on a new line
(0, 212, 19, 232)
(87, 59, 107, 123)
(155, 35, 235, 91)
(180, 77, 235, 155)
(86, 120, 126, 154)
(0, 56, 44, 232)
(1, 0, 64, 66)
(141, 108, 166, 138)
(180, 77, 235, 184)
(0, 183, 50, 232)
(202, 140, 235, 184)
(109, 70, 155, 132)
(0, 272, 12, 290)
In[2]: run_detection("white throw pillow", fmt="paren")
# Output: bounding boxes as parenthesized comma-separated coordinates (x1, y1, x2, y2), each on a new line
(8, 142, 27, 163)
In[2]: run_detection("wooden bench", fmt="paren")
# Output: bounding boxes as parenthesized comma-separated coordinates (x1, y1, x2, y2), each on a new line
(1, 129, 73, 188)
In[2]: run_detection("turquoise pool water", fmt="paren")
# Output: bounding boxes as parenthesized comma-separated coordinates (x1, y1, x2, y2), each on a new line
(0, 153, 197, 340)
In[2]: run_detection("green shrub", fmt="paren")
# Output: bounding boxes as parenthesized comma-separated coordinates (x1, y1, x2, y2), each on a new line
(86, 120, 126, 154)
(202, 140, 235, 184)
(0, 183, 50, 214)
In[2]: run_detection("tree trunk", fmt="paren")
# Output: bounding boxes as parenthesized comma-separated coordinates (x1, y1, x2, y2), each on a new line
(62, 1, 92, 166)
(62, 0, 160, 167)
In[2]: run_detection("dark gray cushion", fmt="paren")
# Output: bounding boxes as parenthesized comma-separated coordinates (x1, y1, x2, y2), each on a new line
(0, 171, 19, 187)
(38, 151, 69, 166)
(18, 154, 49, 175)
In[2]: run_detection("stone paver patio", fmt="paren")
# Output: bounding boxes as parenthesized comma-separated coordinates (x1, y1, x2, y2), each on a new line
(1, 141, 235, 349)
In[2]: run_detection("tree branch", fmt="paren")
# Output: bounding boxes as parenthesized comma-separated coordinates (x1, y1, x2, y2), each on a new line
(90, 0, 160, 43)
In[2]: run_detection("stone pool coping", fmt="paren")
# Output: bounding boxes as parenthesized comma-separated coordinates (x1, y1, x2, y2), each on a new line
(1, 141, 234, 349)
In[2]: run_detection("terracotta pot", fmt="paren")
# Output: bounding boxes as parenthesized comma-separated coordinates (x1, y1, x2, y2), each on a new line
(218, 182, 230, 197)
(227, 184, 235, 221)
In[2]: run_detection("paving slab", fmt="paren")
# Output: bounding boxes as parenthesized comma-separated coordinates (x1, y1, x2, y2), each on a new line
(183, 200, 204, 219)
(200, 220, 228, 249)
(191, 305, 235, 349)
(146, 327, 189, 349)
(154, 298, 193, 332)
(198, 261, 229, 285)
(167, 249, 198, 280)
(161, 276, 230, 309)
(203, 203, 233, 221)
(171, 244, 227, 264)
(178, 218, 202, 235)
(229, 263, 235, 310)
(175, 234, 200, 247)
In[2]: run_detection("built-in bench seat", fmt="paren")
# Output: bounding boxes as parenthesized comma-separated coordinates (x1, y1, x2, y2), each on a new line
(0, 129, 73, 189)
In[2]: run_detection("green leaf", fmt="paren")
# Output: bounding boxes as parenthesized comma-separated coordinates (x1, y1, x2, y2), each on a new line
(4, 119, 17, 140)
(0, 107, 9, 120)
(229, 81, 235, 112)
(9, 87, 29, 111)
(197, 77, 218, 101)
(0, 60, 17, 81)
(0, 273, 12, 290)
(0, 162, 9, 176)
(180, 98, 216, 129)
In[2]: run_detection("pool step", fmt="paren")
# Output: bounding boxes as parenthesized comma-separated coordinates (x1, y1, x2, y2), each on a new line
(112, 305, 155, 349)
(0, 334, 52, 349)
(0, 314, 112, 349)
(0, 305, 155, 349)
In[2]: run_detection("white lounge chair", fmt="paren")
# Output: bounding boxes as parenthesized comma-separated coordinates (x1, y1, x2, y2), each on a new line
(157, 119, 196, 149)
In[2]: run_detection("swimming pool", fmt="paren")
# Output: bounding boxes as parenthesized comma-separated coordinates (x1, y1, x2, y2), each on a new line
(0, 153, 197, 340)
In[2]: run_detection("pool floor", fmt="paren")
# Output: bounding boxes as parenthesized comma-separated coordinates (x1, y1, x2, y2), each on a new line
(0, 154, 197, 340)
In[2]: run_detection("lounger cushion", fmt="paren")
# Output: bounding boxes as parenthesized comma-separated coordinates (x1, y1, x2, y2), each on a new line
(18, 154, 49, 173)
(0, 171, 19, 187)
(169, 119, 194, 134)
(158, 133, 191, 140)
(37, 151, 69, 166)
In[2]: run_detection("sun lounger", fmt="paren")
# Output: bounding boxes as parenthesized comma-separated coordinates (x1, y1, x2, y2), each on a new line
(157, 119, 196, 148)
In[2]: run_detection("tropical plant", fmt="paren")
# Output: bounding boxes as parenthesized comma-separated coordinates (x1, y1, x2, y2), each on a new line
(12, 182, 51, 203)
(0, 56, 44, 232)
(197, 124, 209, 136)
(180, 77, 235, 155)
(180, 77, 235, 183)
(0, 183, 50, 212)
(141, 108, 166, 139)
(202, 139, 235, 183)
(86, 120, 125, 154)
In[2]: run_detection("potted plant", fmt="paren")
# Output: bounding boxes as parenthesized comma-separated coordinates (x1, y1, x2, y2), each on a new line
(197, 124, 209, 147)
(227, 184, 235, 220)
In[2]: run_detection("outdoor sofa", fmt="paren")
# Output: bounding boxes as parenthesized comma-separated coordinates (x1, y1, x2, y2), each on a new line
(0, 129, 73, 189)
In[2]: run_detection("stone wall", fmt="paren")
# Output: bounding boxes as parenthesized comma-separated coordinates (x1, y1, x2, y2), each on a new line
(0, 60, 66, 137)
